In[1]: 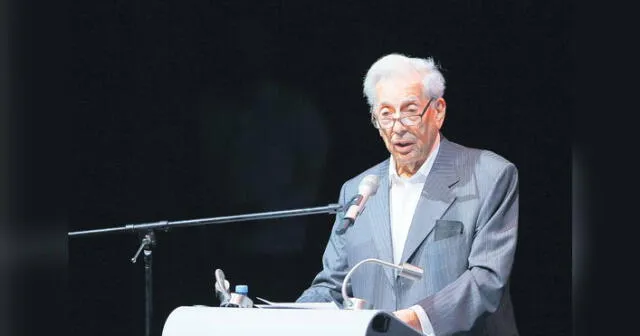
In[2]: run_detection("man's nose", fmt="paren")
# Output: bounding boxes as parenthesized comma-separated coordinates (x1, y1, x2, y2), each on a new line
(391, 116, 408, 133)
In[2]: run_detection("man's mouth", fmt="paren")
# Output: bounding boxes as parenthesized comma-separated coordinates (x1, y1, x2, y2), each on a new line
(393, 142, 415, 153)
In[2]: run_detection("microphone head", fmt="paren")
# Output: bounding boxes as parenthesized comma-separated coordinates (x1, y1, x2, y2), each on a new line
(215, 269, 226, 283)
(358, 174, 380, 196)
(398, 263, 424, 281)
(214, 269, 231, 300)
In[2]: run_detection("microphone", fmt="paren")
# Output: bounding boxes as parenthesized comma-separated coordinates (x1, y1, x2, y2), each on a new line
(341, 258, 423, 309)
(214, 269, 231, 305)
(335, 174, 380, 235)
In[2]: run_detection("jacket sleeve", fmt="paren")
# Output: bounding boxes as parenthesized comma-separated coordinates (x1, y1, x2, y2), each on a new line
(296, 183, 351, 305)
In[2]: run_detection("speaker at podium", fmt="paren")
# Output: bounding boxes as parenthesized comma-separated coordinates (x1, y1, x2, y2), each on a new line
(161, 305, 424, 336)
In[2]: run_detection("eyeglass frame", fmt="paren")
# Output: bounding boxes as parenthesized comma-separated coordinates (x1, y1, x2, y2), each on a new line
(371, 98, 434, 129)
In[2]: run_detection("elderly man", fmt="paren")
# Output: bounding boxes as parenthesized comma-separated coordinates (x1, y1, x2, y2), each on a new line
(297, 53, 519, 336)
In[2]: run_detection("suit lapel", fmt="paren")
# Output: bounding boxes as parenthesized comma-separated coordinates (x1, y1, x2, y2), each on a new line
(364, 160, 395, 286)
(400, 138, 460, 264)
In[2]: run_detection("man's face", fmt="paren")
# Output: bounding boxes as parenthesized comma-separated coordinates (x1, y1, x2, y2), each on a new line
(374, 75, 445, 170)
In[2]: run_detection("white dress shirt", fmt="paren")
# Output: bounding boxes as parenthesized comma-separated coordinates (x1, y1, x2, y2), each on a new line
(388, 134, 440, 336)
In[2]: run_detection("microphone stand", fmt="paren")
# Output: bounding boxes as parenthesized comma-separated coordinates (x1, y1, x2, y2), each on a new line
(68, 203, 344, 336)
(341, 258, 424, 310)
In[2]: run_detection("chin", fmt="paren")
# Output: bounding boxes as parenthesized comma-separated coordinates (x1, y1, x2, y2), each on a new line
(393, 153, 419, 166)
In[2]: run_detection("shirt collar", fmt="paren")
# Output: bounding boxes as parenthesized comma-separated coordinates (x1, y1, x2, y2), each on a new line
(388, 133, 441, 184)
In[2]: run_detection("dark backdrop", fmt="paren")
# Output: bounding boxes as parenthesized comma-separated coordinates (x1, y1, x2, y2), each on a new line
(65, 1, 571, 335)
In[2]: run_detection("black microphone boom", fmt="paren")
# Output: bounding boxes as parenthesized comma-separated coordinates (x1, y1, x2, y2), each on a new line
(69, 202, 346, 336)
(68, 203, 345, 237)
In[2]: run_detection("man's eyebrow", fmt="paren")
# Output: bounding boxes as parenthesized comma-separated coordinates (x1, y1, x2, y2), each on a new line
(400, 97, 420, 105)
(377, 97, 420, 108)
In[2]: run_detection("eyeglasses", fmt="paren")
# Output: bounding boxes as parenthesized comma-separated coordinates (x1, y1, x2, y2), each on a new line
(371, 99, 434, 129)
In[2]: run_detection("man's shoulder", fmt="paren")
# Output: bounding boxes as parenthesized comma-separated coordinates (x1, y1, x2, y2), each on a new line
(444, 137, 518, 182)
(445, 138, 515, 170)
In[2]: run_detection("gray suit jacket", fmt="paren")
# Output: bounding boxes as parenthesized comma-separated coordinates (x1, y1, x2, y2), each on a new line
(297, 136, 519, 336)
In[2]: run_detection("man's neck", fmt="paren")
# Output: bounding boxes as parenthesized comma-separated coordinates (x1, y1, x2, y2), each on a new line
(395, 159, 427, 178)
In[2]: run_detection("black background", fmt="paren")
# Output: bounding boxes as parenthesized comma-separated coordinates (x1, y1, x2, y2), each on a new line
(6, 0, 571, 335)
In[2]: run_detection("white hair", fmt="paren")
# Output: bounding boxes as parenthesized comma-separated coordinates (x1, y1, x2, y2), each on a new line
(362, 53, 446, 111)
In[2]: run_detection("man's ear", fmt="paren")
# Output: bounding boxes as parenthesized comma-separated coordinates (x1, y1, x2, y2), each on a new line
(434, 98, 446, 126)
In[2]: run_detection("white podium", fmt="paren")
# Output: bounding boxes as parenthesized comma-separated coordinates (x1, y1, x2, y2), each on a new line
(162, 306, 423, 336)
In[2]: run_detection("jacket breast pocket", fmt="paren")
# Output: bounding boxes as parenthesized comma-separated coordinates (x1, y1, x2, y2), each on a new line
(433, 219, 464, 241)
(424, 220, 469, 277)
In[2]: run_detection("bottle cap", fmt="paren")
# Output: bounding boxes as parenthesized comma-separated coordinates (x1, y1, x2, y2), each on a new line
(235, 284, 248, 295)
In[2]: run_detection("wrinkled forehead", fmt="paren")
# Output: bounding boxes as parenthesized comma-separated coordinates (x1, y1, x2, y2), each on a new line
(374, 74, 425, 107)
